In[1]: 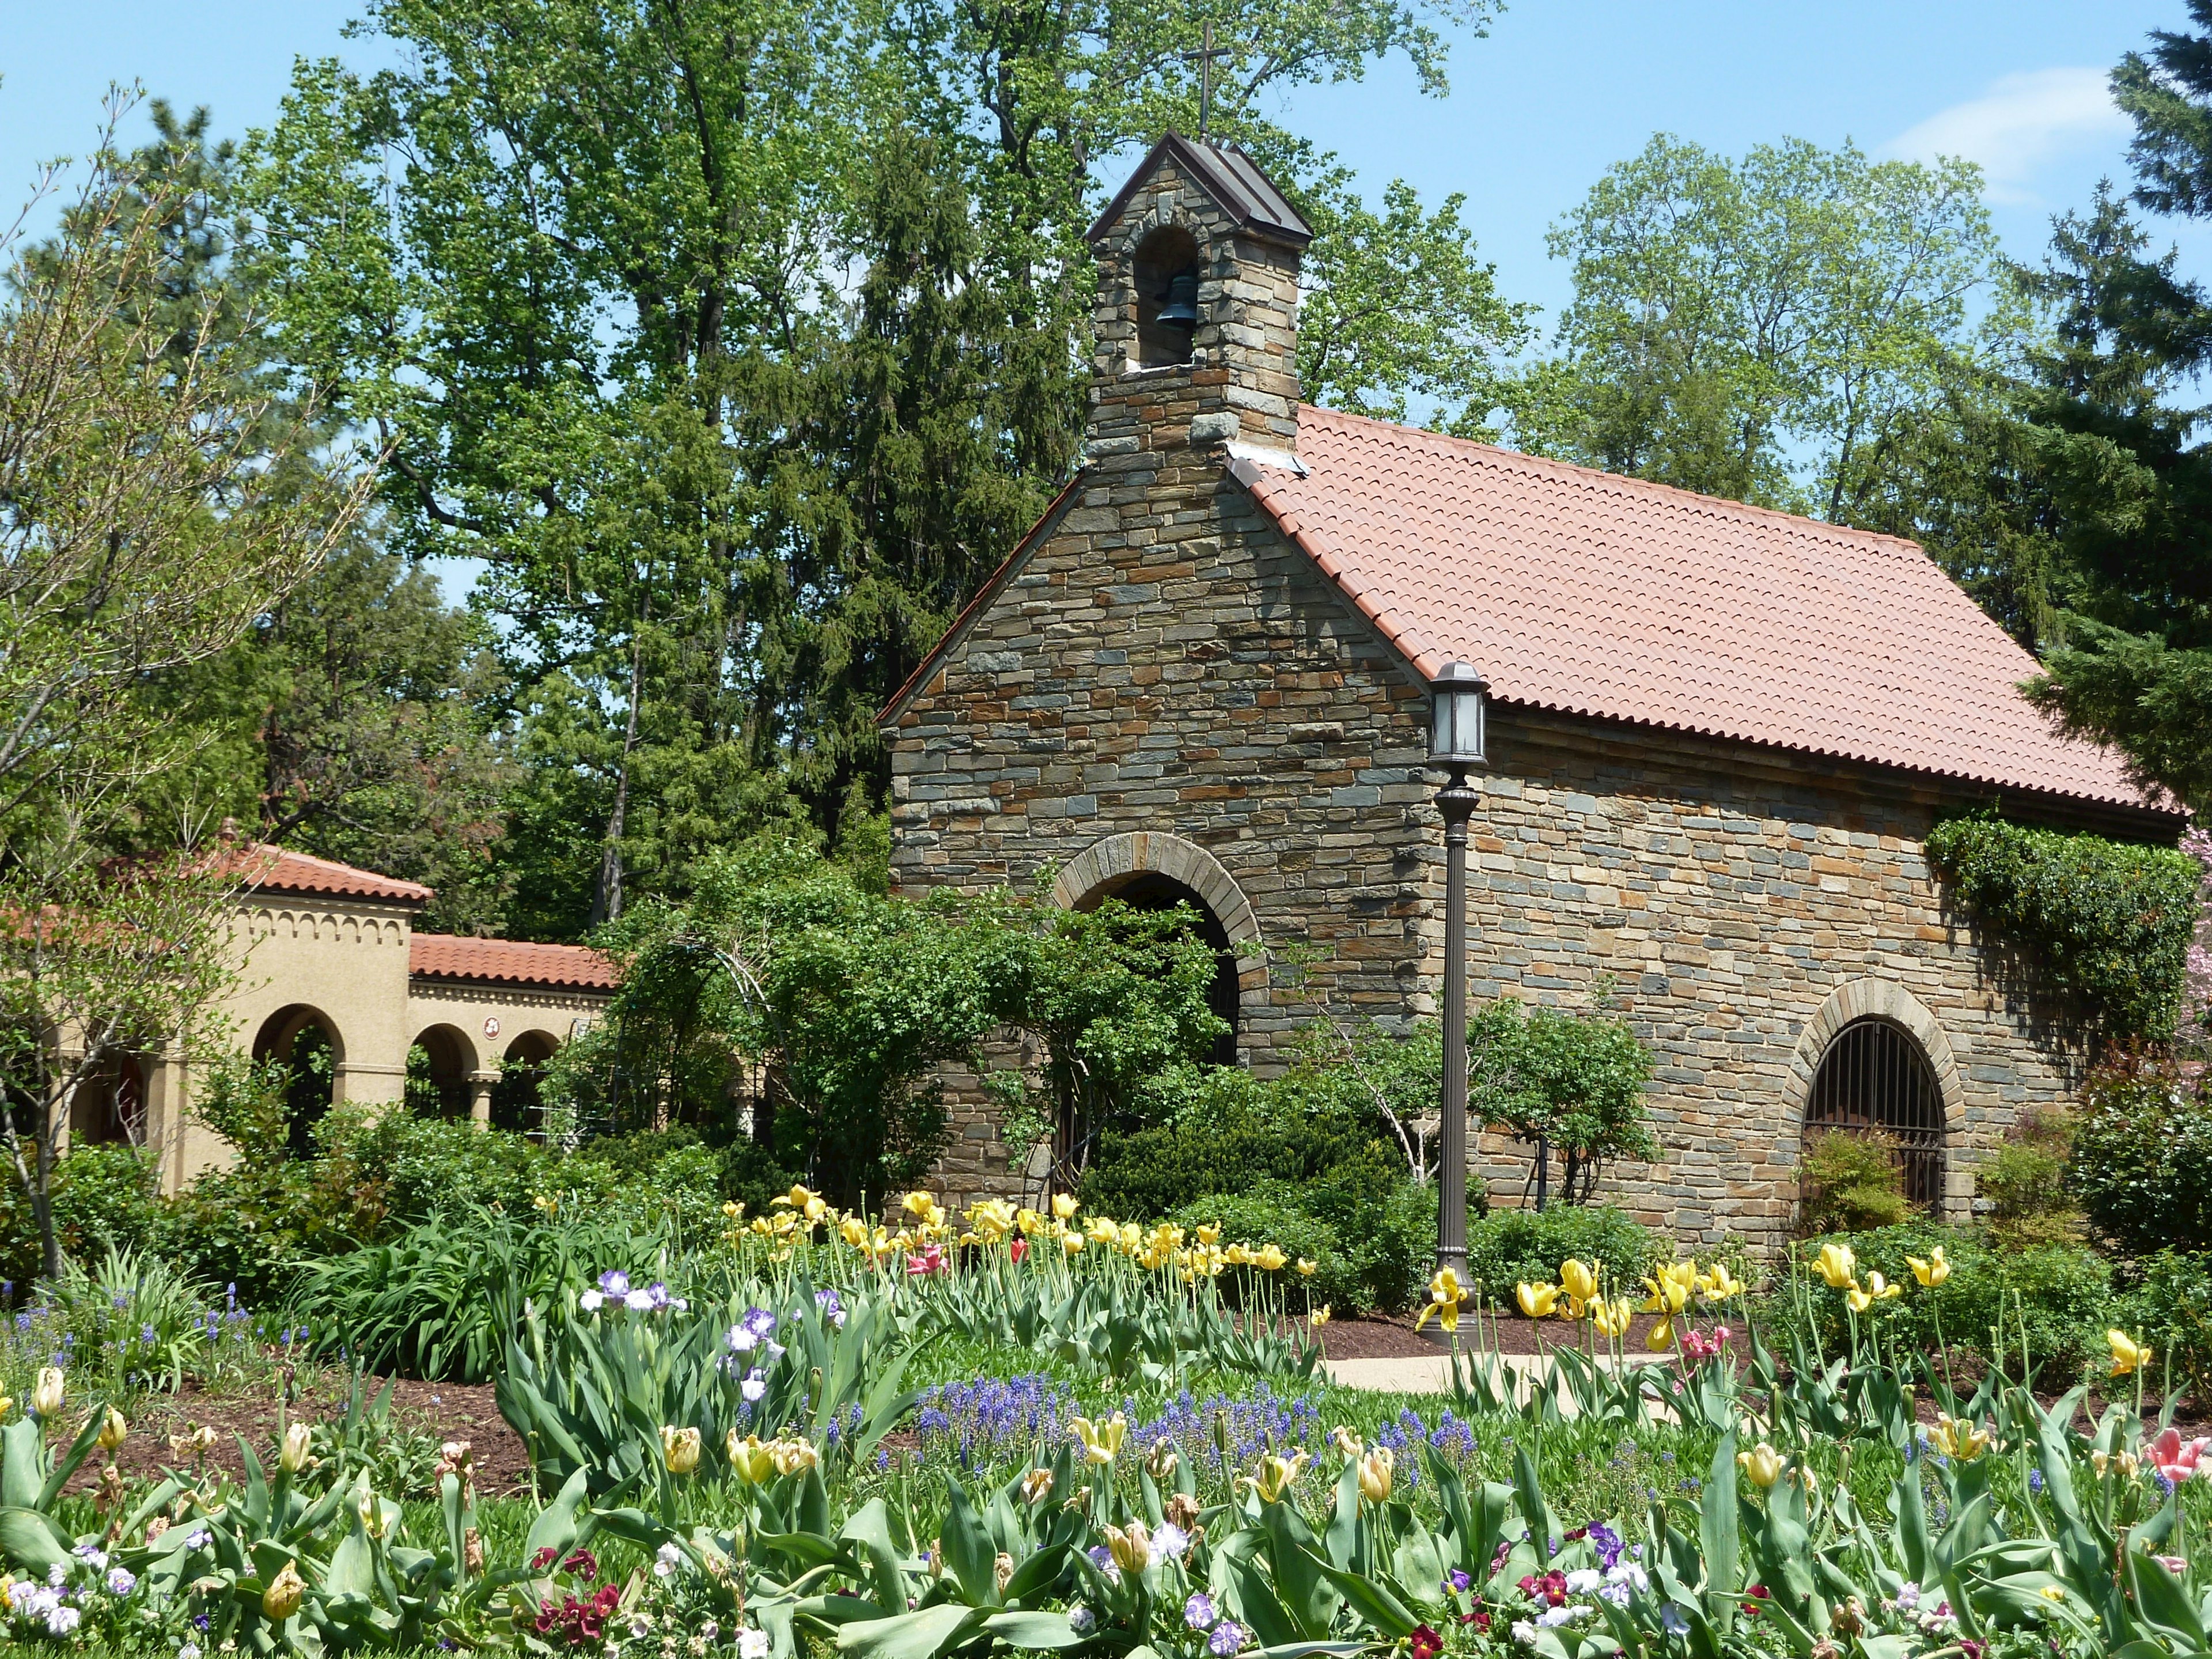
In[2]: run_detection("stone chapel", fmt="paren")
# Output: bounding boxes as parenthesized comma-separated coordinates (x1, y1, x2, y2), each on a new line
(877, 133, 2188, 1249)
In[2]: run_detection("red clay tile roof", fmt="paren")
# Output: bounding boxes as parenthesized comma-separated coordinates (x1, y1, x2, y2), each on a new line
(1237, 407, 2164, 814)
(233, 843, 433, 904)
(410, 934, 618, 991)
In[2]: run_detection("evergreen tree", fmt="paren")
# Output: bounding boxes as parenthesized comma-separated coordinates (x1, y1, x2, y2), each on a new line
(2013, 10, 2212, 809)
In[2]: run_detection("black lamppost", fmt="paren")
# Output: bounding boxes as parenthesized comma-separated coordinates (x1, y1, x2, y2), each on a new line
(1428, 661, 1487, 1277)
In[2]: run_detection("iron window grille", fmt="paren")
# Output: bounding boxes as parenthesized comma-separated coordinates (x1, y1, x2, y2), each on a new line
(1804, 1016, 1947, 1208)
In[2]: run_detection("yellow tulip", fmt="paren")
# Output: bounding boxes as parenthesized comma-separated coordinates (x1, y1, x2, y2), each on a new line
(1906, 1246, 1950, 1288)
(1698, 1263, 1745, 1302)
(30, 1368, 62, 1419)
(726, 1432, 777, 1483)
(1814, 1242, 1857, 1290)
(903, 1190, 937, 1218)
(1331, 1426, 1363, 1458)
(263, 1560, 306, 1621)
(1590, 1295, 1634, 1339)
(840, 1217, 870, 1248)
(1736, 1442, 1785, 1488)
(1416, 1267, 1471, 1332)
(770, 1437, 820, 1478)
(1357, 1446, 1394, 1504)
(662, 1425, 702, 1475)
(1296, 1257, 1318, 1277)
(357, 1488, 388, 1539)
(1253, 1450, 1309, 1504)
(1019, 1468, 1055, 1505)
(1223, 1243, 1252, 1266)
(2108, 1330, 2154, 1377)
(1516, 1281, 1560, 1319)
(1196, 1224, 1221, 1246)
(1658, 1260, 1700, 1298)
(97, 1406, 127, 1452)
(967, 1199, 1016, 1242)
(1052, 1193, 1080, 1221)
(1071, 1414, 1127, 1465)
(1310, 1306, 1332, 1327)
(1640, 1275, 1690, 1316)
(0, 1397, 12, 1419)
(1255, 1244, 1288, 1272)
(1104, 1522, 1150, 1575)
(1845, 1282, 1873, 1315)
(1929, 1413, 1991, 1462)
(1085, 1218, 1120, 1244)
(1061, 1231, 1084, 1255)
(1645, 1315, 1676, 1352)
(1559, 1259, 1599, 1304)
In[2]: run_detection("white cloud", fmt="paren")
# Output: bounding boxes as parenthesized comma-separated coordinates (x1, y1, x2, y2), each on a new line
(1881, 67, 2128, 202)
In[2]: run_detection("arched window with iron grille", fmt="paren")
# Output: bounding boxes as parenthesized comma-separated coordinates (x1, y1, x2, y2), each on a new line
(1802, 1016, 1946, 1206)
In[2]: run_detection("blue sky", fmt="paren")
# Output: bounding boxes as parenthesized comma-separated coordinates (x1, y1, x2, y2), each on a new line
(4, 0, 2197, 324)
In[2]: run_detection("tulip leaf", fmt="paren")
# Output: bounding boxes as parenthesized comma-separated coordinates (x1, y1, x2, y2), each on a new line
(938, 1481, 997, 1607)
(0, 1505, 71, 1574)
(0, 1420, 43, 1512)
(835, 1603, 984, 1659)
(1220, 1547, 1305, 1650)
(2124, 1550, 2206, 1646)
(1699, 1433, 1738, 1636)
(839, 1498, 912, 1617)
(1301, 1549, 1419, 1639)
(980, 1611, 1087, 1648)
(524, 1468, 593, 1563)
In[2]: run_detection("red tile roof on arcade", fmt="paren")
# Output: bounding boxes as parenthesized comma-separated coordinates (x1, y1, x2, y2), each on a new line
(408, 934, 617, 990)
(232, 843, 434, 904)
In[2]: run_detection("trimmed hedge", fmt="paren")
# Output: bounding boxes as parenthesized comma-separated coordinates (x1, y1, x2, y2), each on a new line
(1173, 1179, 1438, 1315)
(1076, 1107, 1404, 1219)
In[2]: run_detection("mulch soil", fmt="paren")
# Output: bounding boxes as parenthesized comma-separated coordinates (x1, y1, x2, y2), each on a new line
(1310, 1310, 1673, 1361)
(67, 1372, 537, 1499)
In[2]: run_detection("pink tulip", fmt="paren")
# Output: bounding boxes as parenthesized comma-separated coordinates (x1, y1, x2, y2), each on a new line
(2146, 1427, 2210, 1484)
(906, 1245, 944, 1277)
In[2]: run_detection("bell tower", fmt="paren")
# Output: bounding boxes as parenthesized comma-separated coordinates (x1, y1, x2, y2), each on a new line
(1084, 134, 1310, 469)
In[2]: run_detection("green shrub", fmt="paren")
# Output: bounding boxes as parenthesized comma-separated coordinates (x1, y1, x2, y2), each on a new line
(1978, 1108, 2082, 1251)
(1798, 1130, 1911, 1236)
(1923, 813, 2201, 1036)
(0, 1142, 165, 1290)
(2069, 1052, 2212, 1258)
(1792, 1222, 2112, 1378)
(1172, 1177, 1439, 1315)
(336, 1114, 554, 1221)
(1077, 1104, 1401, 1219)
(2113, 1248, 2212, 1404)
(1461, 1205, 1664, 1305)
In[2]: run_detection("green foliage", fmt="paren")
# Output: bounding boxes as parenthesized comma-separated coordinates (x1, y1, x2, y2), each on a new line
(1171, 1178, 1438, 1315)
(1077, 1101, 1399, 1220)
(1925, 813, 2202, 1036)
(2068, 1050, 2212, 1257)
(1514, 134, 2017, 525)
(554, 842, 1224, 1206)
(1978, 1108, 2084, 1251)
(1459, 1204, 1664, 1305)
(1797, 1130, 1911, 1236)
(2115, 1247, 2212, 1403)
(1796, 1222, 2113, 1378)
(1466, 996, 1657, 1206)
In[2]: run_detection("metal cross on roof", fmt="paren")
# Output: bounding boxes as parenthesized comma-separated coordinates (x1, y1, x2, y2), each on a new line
(1183, 20, 1230, 140)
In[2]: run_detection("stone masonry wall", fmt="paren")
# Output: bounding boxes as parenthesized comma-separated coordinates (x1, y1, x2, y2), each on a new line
(1431, 707, 2089, 1252)
(884, 142, 2101, 1241)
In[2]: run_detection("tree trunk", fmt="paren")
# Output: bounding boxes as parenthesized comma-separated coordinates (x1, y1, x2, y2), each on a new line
(589, 632, 646, 929)
(1534, 1132, 1550, 1213)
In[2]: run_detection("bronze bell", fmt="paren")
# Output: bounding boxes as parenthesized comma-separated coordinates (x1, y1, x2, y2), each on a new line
(1155, 266, 1200, 326)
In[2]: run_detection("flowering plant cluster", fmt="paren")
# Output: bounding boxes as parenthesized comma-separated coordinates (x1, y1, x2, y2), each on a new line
(0, 1544, 156, 1645)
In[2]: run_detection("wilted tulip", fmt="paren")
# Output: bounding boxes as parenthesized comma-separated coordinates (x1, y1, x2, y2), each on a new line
(1019, 1468, 1055, 1505)
(770, 1437, 820, 1478)
(2108, 1330, 2154, 1377)
(97, 1406, 127, 1452)
(1929, 1413, 1991, 1462)
(263, 1560, 307, 1620)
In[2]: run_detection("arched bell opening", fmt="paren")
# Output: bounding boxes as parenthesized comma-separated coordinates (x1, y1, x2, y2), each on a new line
(1133, 225, 1201, 368)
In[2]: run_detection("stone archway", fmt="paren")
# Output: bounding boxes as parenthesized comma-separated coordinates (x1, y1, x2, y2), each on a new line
(1785, 978, 1968, 1220)
(1051, 832, 1266, 1058)
(252, 1004, 344, 1157)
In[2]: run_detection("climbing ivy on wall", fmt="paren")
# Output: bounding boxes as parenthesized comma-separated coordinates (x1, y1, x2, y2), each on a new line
(1923, 813, 2204, 1039)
